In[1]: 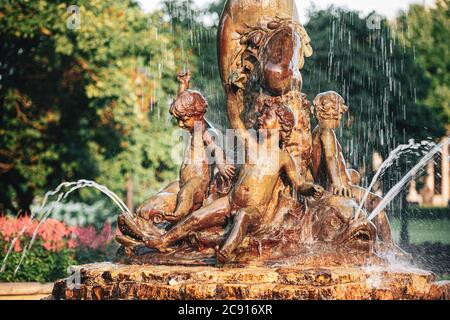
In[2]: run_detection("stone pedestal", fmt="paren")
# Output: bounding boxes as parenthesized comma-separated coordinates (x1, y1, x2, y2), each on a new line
(50, 263, 450, 300)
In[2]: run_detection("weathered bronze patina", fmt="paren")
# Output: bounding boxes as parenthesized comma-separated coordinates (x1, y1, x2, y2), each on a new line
(115, 0, 405, 267)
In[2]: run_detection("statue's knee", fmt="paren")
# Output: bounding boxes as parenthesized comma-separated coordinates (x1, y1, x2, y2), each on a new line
(178, 188, 195, 205)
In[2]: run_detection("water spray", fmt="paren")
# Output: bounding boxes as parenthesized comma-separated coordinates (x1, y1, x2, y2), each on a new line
(368, 137, 450, 221)
(1, 180, 132, 274)
(354, 139, 435, 220)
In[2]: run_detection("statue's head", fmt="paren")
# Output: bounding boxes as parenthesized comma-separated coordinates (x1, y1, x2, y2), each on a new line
(257, 100, 295, 147)
(312, 91, 348, 129)
(170, 90, 208, 132)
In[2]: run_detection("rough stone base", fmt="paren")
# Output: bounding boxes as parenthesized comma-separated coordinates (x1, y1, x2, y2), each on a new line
(50, 263, 450, 300)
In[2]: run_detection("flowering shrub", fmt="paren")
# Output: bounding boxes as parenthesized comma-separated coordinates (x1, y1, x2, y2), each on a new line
(0, 216, 77, 254)
(0, 216, 117, 282)
(72, 223, 118, 265)
(73, 223, 114, 250)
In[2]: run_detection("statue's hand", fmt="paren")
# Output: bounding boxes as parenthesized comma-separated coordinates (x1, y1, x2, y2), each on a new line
(299, 183, 324, 200)
(332, 185, 353, 198)
(218, 164, 236, 180)
(215, 245, 236, 265)
(177, 70, 191, 84)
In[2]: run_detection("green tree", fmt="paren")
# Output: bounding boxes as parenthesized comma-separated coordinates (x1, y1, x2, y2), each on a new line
(395, 0, 450, 132)
(0, 0, 180, 214)
(161, 0, 227, 128)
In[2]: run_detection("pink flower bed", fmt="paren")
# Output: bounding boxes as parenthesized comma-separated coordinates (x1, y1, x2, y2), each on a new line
(0, 216, 114, 253)
(73, 224, 114, 250)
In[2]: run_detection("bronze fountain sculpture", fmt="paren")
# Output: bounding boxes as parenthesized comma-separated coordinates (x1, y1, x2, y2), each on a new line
(115, 0, 395, 266)
(50, 0, 449, 300)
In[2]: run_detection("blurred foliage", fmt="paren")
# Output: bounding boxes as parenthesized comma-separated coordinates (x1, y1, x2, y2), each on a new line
(161, 0, 227, 128)
(391, 218, 450, 244)
(0, 0, 182, 214)
(394, 205, 450, 220)
(43, 201, 116, 229)
(395, 0, 450, 131)
(0, 240, 75, 282)
(74, 240, 118, 265)
(0, 239, 118, 282)
(0, 215, 116, 282)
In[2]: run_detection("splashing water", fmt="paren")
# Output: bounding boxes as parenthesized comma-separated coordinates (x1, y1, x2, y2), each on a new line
(354, 139, 435, 220)
(0, 180, 131, 274)
(368, 136, 450, 221)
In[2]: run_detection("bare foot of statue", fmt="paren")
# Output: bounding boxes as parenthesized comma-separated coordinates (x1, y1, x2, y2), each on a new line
(143, 235, 174, 253)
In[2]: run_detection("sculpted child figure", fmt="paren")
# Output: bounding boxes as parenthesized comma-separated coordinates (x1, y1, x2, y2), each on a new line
(116, 71, 235, 246)
(144, 101, 324, 263)
(311, 91, 353, 198)
(166, 71, 235, 220)
(311, 91, 393, 243)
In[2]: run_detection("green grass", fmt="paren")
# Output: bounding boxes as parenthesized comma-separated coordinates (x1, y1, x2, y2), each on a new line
(437, 274, 450, 281)
(390, 218, 450, 244)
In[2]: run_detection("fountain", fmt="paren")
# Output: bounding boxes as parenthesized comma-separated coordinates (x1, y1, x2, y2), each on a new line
(46, 0, 449, 300)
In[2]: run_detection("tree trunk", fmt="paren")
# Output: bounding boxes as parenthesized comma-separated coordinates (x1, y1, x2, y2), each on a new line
(17, 190, 34, 217)
(126, 175, 134, 214)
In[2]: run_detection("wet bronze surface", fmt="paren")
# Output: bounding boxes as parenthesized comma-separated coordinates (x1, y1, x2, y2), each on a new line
(115, 0, 404, 267)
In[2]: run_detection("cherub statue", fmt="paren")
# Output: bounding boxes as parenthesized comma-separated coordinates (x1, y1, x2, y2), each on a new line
(116, 71, 235, 247)
(167, 70, 235, 219)
(144, 101, 324, 263)
(310, 91, 394, 244)
(311, 91, 353, 197)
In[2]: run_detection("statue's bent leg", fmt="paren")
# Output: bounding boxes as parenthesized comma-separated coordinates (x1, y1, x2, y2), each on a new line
(167, 178, 207, 222)
(217, 207, 260, 264)
(145, 196, 232, 251)
(136, 180, 179, 223)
